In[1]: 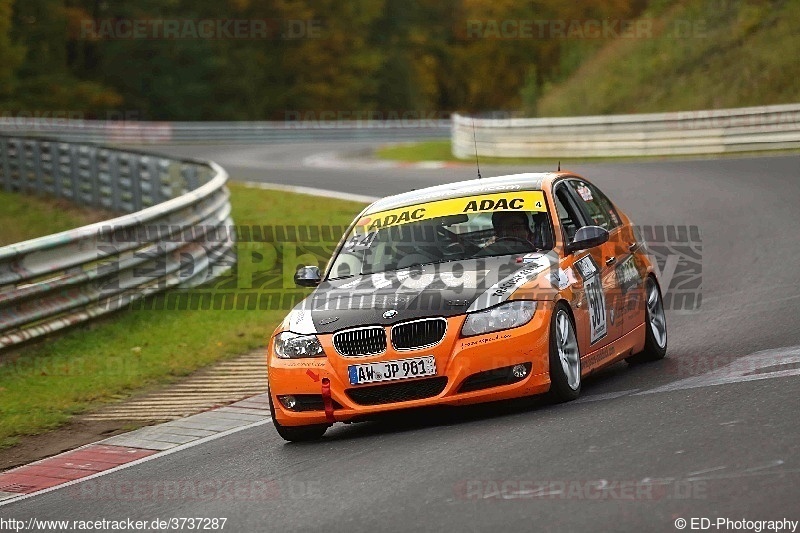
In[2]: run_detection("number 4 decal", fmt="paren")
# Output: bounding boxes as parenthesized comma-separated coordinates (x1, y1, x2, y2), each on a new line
(574, 255, 608, 345)
(344, 231, 377, 250)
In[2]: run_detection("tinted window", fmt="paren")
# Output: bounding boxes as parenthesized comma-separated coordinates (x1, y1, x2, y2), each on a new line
(568, 180, 620, 230)
(555, 186, 582, 241)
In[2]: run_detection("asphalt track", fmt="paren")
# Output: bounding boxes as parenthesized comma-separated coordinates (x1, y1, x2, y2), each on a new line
(3, 142, 800, 532)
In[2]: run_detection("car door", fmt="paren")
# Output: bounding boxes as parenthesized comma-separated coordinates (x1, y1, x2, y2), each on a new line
(553, 181, 618, 353)
(563, 179, 625, 347)
(581, 182, 646, 336)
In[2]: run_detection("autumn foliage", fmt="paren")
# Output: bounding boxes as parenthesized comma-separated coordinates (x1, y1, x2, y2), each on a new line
(0, 0, 648, 120)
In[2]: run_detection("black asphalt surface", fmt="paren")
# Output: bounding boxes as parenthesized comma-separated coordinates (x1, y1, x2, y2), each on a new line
(4, 142, 800, 532)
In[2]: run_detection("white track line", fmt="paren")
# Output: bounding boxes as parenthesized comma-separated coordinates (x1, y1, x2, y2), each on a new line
(238, 180, 377, 203)
(0, 418, 273, 508)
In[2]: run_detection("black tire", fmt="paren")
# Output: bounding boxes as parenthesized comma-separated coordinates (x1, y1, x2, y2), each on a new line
(268, 393, 329, 442)
(626, 276, 668, 364)
(547, 302, 582, 402)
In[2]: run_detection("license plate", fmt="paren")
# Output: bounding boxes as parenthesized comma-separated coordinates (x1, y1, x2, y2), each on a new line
(348, 356, 436, 385)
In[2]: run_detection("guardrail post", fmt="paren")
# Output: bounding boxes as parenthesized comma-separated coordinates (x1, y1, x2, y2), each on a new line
(130, 154, 144, 211)
(9, 139, 22, 192)
(87, 145, 101, 207)
(148, 156, 162, 206)
(183, 164, 199, 192)
(159, 159, 175, 201)
(29, 140, 45, 196)
(0, 138, 10, 192)
(107, 150, 122, 213)
(116, 153, 133, 213)
(47, 141, 62, 199)
(66, 143, 80, 203)
(138, 155, 158, 207)
(73, 144, 89, 206)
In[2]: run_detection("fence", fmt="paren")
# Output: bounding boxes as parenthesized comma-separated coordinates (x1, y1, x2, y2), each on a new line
(0, 135, 235, 350)
(0, 119, 451, 144)
(452, 103, 800, 158)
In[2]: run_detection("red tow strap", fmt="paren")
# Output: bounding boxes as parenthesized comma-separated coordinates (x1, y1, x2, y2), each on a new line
(321, 377, 335, 423)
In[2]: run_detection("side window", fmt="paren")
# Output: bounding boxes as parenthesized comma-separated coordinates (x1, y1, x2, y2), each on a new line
(554, 186, 583, 242)
(567, 180, 620, 230)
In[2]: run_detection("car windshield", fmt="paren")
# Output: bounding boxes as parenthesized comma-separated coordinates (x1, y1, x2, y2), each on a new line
(328, 191, 553, 279)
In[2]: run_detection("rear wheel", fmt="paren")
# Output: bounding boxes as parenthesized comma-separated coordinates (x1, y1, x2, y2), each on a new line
(268, 393, 328, 442)
(547, 303, 581, 402)
(626, 276, 668, 364)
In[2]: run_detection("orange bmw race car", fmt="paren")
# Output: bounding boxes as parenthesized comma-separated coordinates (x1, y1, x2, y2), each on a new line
(267, 172, 667, 441)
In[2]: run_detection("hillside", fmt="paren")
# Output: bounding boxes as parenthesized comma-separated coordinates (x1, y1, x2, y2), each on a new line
(534, 0, 800, 116)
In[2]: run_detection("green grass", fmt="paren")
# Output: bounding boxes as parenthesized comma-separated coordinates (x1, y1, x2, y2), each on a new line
(376, 141, 456, 162)
(0, 184, 366, 448)
(376, 140, 567, 165)
(535, 0, 800, 116)
(0, 191, 111, 247)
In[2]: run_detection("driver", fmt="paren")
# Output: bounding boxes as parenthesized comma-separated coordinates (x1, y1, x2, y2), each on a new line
(492, 211, 532, 242)
(490, 211, 551, 250)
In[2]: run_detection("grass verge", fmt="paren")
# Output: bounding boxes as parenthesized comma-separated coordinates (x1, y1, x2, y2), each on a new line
(0, 191, 116, 247)
(0, 184, 366, 448)
(535, 0, 800, 116)
(375, 141, 566, 165)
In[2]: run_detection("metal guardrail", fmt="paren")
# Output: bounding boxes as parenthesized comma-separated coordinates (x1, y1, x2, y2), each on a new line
(0, 119, 450, 144)
(452, 104, 800, 158)
(0, 135, 235, 349)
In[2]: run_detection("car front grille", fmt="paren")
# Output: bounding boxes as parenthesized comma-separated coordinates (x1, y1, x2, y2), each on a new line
(333, 326, 387, 357)
(346, 376, 448, 406)
(391, 318, 447, 350)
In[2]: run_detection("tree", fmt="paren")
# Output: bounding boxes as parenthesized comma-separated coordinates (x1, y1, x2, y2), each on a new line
(0, 0, 25, 100)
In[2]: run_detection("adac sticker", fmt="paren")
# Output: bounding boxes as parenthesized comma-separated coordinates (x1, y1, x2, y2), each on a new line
(357, 191, 547, 232)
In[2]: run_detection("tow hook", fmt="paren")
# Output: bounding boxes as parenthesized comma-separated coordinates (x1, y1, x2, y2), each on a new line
(321, 377, 335, 423)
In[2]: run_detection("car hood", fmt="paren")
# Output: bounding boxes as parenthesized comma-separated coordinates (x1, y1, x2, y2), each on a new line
(284, 252, 562, 334)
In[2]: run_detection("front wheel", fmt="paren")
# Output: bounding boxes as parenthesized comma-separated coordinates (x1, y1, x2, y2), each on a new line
(547, 303, 582, 402)
(268, 393, 329, 442)
(626, 276, 668, 364)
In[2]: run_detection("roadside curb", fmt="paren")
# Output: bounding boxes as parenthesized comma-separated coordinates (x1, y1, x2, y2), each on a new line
(0, 183, 367, 505)
(0, 179, 376, 507)
(0, 394, 272, 507)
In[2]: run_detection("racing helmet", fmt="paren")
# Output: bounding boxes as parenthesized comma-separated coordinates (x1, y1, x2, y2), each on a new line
(491, 210, 552, 249)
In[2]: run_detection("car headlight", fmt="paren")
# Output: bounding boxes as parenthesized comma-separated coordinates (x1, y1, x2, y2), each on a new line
(461, 300, 537, 337)
(274, 332, 325, 359)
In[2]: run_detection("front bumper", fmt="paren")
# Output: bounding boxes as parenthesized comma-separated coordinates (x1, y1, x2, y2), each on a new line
(268, 309, 553, 427)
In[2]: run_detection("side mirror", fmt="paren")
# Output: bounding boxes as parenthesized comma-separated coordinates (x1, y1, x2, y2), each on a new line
(294, 266, 322, 287)
(566, 226, 609, 254)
